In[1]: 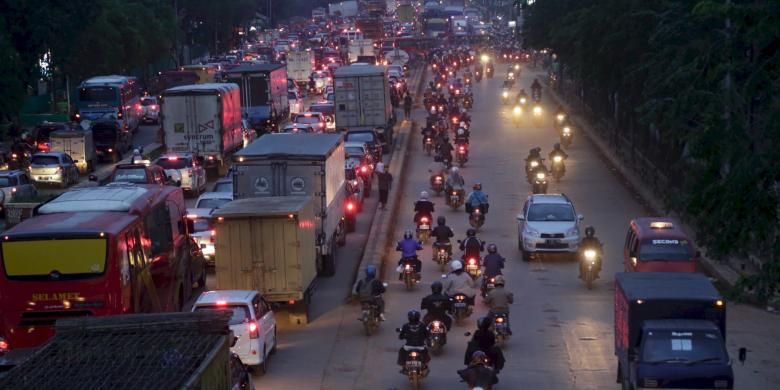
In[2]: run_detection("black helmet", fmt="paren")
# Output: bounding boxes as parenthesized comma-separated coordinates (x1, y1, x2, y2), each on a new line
(477, 316, 493, 330)
(585, 226, 595, 238)
(470, 350, 488, 365)
(467, 228, 476, 237)
(487, 243, 497, 253)
(437, 216, 446, 226)
(554, 142, 561, 150)
(431, 281, 443, 294)
(408, 309, 421, 323)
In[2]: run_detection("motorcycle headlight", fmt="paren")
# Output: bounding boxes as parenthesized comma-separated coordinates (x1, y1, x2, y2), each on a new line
(520, 98, 526, 104)
(524, 226, 541, 237)
(584, 249, 597, 260)
(563, 127, 571, 134)
(536, 172, 546, 180)
(513, 106, 522, 115)
(533, 106, 542, 114)
(554, 155, 563, 162)
(502, 91, 508, 98)
(557, 114, 565, 121)
(530, 160, 539, 168)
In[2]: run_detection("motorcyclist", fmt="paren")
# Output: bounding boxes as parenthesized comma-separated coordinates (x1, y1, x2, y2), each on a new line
(466, 183, 489, 214)
(555, 105, 567, 124)
(414, 191, 435, 224)
(426, 107, 439, 127)
(431, 216, 454, 254)
(515, 89, 529, 105)
(354, 265, 386, 321)
(483, 275, 513, 334)
(421, 281, 454, 330)
(464, 317, 505, 372)
(482, 244, 505, 279)
(578, 226, 604, 278)
(397, 310, 431, 373)
(443, 260, 477, 306)
(548, 143, 569, 174)
(421, 123, 436, 148)
(455, 127, 470, 145)
(460, 108, 471, 123)
(436, 135, 454, 164)
(457, 351, 499, 388)
(445, 166, 466, 198)
(531, 78, 542, 100)
(459, 228, 485, 264)
(397, 229, 423, 278)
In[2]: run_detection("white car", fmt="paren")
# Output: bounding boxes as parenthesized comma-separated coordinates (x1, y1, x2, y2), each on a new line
(192, 290, 277, 374)
(195, 191, 233, 210)
(154, 153, 207, 197)
(288, 91, 303, 117)
(516, 194, 583, 262)
(186, 208, 216, 264)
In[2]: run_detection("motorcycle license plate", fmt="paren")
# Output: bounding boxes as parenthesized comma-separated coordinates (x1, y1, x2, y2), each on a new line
(407, 360, 422, 368)
(467, 265, 478, 271)
(486, 283, 495, 289)
(454, 302, 466, 308)
(420, 224, 429, 230)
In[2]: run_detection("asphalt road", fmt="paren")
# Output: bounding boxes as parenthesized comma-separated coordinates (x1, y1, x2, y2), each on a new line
(246, 68, 780, 389)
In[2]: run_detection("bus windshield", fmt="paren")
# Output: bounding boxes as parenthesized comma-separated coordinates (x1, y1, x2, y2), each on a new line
(2, 238, 107, 281)
(79, 86, 118, 104)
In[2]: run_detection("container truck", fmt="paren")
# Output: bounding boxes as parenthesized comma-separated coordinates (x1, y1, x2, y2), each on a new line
(348, 39, 376, 64)
(334, 64, 394, 150)
(286, 50, 315, 85)
(224, 64, 289, 134)
(232, 134, 346, 277)
(213, 196, 318, 324)
(161, 83, 244, 176)
(49, 128, 96, 174)
(615, 272, 736, 390)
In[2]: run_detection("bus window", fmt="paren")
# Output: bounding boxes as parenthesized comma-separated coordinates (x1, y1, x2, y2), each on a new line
(145, 203, 173, 256)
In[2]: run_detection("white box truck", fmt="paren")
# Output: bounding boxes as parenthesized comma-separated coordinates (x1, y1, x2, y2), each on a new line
(232, 134, 346, 277)
(213, 196, 318, 324)
(286, 50, 315, 85)
(348, 39, 376, 64)
(160, 83, 244, 176)
(50, 128, 96, 174)
(334, 64, 394, 146)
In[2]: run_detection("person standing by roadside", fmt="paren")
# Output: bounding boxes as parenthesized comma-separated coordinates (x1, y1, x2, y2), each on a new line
(375, 162, 393, 209)
(403, 93, 413, 120)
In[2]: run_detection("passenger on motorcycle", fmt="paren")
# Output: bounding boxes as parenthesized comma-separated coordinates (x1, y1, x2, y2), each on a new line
(457, 351, 499, 388)
(421, 281, 454, 330)
(443, 260, 477, 305)
(421, 124, 436, 148)
(549, 143, 569, 160)
(414, 191, 435, 224)
(397, 310, 431, 372)
(354, 265, 386, 321)
(515, 89, 529, 105)
(397, 230, 423, 276)
(464, 317, 506, 372)
(483, 275, 513, 333)
(431, 216, 454, 251)
(445, 166, 466, 195)
(482, 244, 505, 279)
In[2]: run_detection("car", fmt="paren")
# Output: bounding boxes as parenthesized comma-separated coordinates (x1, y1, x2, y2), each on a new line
(325, 91, 335, 102)
(213, 177, 233, 193)
(288, 91, 303, 117)
(195, 191, 234, 210)
(279, 123, 317, 134)
(154, 153, 207, 197)
(29, 152, 80, 188)
(0, 170, 37, 215)
(516, 194, 583, 261)
(140, 96, 160, 124)
(344, 129, 383, 161)
(109, 163, 170, 185)
(308, 102, 335, 131)
(191, 290, 277, 374)
(293, 112, 327, 131)
(186, 208, 217, 265)
(623, 217, 698, 273)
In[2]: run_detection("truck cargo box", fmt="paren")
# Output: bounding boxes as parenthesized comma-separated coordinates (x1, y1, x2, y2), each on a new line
(224, 64, 289, 133)
(334, 64, 392, 134)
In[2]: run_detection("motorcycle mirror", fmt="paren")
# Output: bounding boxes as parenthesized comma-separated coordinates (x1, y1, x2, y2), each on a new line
(464, 332, 471, 337)
(738, 347, 747, 364)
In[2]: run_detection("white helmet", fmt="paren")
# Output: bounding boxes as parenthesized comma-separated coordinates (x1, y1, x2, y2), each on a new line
(450, 166, 459, 173)
(430, 108, 436, 115)
(460, 121, 466, 127)
(420, 191, 429, 200)
(450, 260, 463, 271)
(457, 128, 465, 136)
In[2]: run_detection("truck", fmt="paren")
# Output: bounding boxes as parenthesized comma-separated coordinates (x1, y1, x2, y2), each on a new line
(334, 64, 394, 148)
(49, 127, 96, 174)
(348, 39, 376, 63)
(213, 196, 317, 324)
(161, 83, 244, 176)
(232, 134, 346, 277)
(329, 0, 358, 17)
(615, 272, 736, 390)
(356, 16, 383, 40)
(0, 312, 235, 389)
(286, 50, 315, 85)
(224, 64, 289, 134)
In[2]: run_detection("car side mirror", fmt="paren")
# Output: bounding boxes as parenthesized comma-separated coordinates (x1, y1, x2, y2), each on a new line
(516, 214, 525, 221)
(578, 214, 584, 221)
(738, 347, 747, 365)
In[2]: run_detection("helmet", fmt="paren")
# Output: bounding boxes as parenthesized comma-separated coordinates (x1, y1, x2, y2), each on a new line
(450, 260, 463, 271)
(451, 166, 459, 174)
(408, 309, 421, 323)
(473, 183, 482, 190)
(554, 143, 561, 150)
(430, 108, 436, 115)
(487, 243, 497, 253)
(477, 316, 493, 330)
(365, 265, 377, 278)
(470, 350, 488, 365)
(466, 228, 476, 237)
(437, 216, 446, 226)
(404, 230, 413, 240)
(420, 191, 429, 200)
(457, 128, 465, 136)
(431, 281, 443, 294)
(460, 121, 466, 127)
(585, 226, 595, 238)
(494, 275, 505, 286)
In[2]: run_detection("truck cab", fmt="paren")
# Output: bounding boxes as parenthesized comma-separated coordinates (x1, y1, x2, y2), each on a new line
(624, 218, 698, 272)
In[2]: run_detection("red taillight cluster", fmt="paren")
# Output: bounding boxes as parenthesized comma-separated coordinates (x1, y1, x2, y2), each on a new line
(468, 258, 476, 265)
(249, 321, 259, 339)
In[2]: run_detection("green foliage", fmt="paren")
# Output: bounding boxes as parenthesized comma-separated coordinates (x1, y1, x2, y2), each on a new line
(524, 0, 780, 300)
(0, 18, 24, 122)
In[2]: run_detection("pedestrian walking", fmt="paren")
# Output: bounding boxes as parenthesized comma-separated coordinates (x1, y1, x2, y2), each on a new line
(375, 162, 393, 209)
(403, 93, 413, 120)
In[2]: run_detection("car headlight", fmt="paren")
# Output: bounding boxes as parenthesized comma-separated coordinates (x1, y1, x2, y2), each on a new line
(567, 227, 579, 237)
(524, 226, 541, 237)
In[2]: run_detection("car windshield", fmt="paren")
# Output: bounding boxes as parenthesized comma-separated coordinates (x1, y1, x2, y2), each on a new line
(347, 132, 375, 143)
(639, 240, 693, 261)
(642, 330, 727, 364)
(295, 116, 321, 125)
(194, 305, 249, 326)
(31, 156, 60, 165)
(156, 157, 189, 170)
(196, 198, 231, 209)
(527, 203, 575, 222)
(113, 168, 148, 183)
(213, 181, 232, 193)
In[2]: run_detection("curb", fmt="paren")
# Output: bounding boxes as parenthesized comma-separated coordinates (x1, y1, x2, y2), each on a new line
(543, 81, 742, 288)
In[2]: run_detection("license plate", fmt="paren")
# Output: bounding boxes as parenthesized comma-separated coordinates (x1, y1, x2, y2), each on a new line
(467, 265, 478, 270)
(420, 225, 429, 230)
(454, 302, 466, 308)
(545, 239, 560, 244)
(407, 360, 421, 368)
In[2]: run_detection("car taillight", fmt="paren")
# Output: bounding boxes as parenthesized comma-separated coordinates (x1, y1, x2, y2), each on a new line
(435, 176, 442, 182)
(421, 217, 428, 223)
(0, 338, 9, 352)
(249, 321, 259, 339)
(469, 258, 476, 265)
(117, 111, 123, 119)
(108, 148, 113, 153)
(346, 202, 355, 211)
(208, 155, 215, 161)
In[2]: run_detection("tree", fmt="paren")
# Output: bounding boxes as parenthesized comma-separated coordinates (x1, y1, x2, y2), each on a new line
(0, 19, 24, 123)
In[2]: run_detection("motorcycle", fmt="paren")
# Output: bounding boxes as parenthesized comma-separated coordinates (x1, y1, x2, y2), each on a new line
(426, 320, 447, 355)
(417, 216, 432, 242)
(501, 89, 510, 105)
(560, 125, 573, 148)
(532, 171, 548, 194)
(344, 198, 358, 233)
(468, 207, 485, 229)
(580, 248, 601, 289)
(359, 300, 381, 336)
(525, 159, 544, 183)
(492, 313, 511, 346)
(532, 103, 543, 125)
(430, 174, 444, 196)
(555, 112, 567, 127)
(551, 155, 566, 181)
(424, 136, 434, 156)
(400, 347, 428, 389)
(512, 105, 523, 126)
(433, 242, 452, 271)
(464, 256, 482, 280)
(450, 292, 473, 324)
(486, 65, 494, 79)
(463, 95, 473, 109)
(475, 70, 482, 82)
(481, 275, 497, 298)
(456, 143, 468, 167)
(449, 188, 465, 210)
(400, 260, 419, 290)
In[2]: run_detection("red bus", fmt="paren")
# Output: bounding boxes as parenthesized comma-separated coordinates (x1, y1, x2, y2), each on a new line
(0, 183, 200, 361)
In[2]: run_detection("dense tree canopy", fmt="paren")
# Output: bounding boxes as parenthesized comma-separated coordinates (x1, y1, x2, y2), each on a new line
(523, 0, 780, 301)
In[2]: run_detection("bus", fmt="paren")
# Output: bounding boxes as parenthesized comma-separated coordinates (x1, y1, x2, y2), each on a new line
(0, 183, 199, 359)
(75, 75, 142, 133)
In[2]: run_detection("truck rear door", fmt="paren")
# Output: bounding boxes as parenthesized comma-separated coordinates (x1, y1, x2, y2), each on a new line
(255, 216, 300, 294)
(335, 76, 360, 127)
(359, 75, 386, 127)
